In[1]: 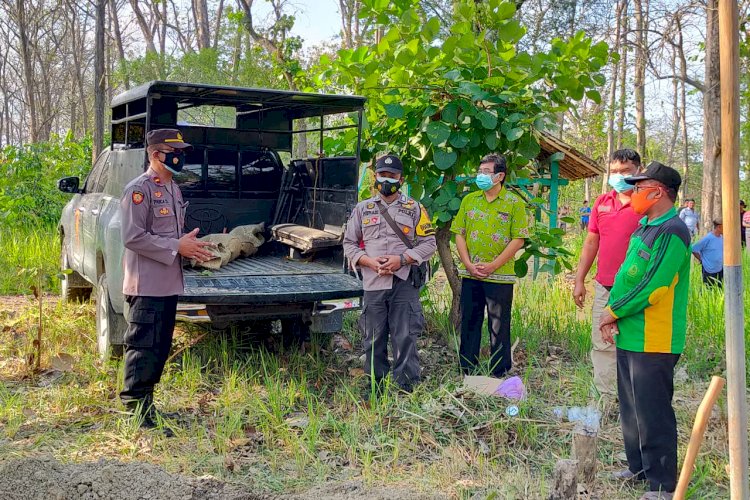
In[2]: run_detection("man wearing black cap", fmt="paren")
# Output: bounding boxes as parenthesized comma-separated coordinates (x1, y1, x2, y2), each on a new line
(119, 128, 214, 434)
(598, 162, 691, 500)
(343, 154, 437, 393)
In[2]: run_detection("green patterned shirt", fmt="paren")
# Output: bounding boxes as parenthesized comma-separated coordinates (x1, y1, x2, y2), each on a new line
(451, 187, 530, 283)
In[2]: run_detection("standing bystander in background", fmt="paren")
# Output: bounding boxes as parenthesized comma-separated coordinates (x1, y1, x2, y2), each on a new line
(573, 149, 642, 398)
(678, 198, 699, 239)
(693, 218, 724, 287)
(579, 200, 591, 231)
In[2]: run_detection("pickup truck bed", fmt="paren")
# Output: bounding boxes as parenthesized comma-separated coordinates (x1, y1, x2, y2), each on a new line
(182, 255, 362, 304)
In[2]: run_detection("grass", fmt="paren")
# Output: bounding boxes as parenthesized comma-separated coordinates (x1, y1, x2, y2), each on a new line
(0, 226, 60, 295)
(0, 227, 748, 498)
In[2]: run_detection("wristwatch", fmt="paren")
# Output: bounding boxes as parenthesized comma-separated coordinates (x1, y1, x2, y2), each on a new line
(399, 254, 407, 267)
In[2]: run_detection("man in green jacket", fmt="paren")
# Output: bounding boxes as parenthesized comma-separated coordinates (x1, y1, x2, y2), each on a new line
(598, 162, 690, 500)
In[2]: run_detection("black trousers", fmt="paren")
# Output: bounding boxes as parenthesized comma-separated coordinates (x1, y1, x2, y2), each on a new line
(617, 348, 680, 493)
(120, 295, 178, 404)
(459, 278, 514, 377)
(702, 269, 724, 287)
(359, 276, 423, 389)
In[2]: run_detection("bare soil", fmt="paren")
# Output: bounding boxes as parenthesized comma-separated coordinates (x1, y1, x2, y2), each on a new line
(0, 456, 443, 500)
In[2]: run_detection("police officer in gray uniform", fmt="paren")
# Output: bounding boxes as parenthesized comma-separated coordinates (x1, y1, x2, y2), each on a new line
(119, 128, 214, 433)
(343, 155, 437, 392)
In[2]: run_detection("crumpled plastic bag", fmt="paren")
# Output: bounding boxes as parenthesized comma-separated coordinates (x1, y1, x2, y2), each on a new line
(463, 375, 526, 401)
(494, 376, 526, 401)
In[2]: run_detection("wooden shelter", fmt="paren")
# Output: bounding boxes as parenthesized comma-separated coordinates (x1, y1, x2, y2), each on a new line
(513, 131, 603, 229)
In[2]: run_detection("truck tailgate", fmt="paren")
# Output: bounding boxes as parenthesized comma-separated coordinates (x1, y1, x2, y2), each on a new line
(181, 256, 363, 304)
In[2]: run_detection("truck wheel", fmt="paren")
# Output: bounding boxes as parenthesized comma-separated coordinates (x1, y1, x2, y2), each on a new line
(96, 274, 125, 360)
(60, 244, 92, 303)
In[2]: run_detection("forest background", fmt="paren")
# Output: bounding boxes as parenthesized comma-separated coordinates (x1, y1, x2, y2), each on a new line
(0, 0, 749, 230)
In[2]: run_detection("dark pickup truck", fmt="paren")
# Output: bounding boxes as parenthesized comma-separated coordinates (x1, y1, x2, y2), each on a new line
(57, 81, 366, 357)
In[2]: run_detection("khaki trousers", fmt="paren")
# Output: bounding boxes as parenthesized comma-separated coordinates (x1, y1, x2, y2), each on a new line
(591, 281, 617, 396)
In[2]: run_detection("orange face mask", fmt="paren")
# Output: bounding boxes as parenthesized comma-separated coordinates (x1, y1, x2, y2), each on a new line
(631, 186, 661, 214)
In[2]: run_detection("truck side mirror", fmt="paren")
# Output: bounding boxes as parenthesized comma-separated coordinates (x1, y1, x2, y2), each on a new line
(57, 176, 80, 193)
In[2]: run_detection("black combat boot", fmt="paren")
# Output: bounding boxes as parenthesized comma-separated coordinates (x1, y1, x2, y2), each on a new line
(125, 395, 174, 437)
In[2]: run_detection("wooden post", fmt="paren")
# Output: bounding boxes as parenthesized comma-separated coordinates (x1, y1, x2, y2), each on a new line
(717, 1, 749, 499)
(572, 430, 597, 486)
(549, 159, 560, 229)
(549, 459, 578, 500)
(674, 376, 725, 500)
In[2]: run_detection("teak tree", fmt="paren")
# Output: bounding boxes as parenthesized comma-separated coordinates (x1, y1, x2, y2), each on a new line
(318, 0, 609, 326)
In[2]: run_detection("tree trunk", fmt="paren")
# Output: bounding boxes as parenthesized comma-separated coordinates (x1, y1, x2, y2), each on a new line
(93, 0, 106, 160)
(584, 177, 591, 204)
(676, 13, 690, 199)
(633, 0, 646, 159)
(212, 0, 225, 50)
(701, 0, 722, 233)
(602, 0, 625, 193)
(193, 0, 211, 50)
(667, 53, 679, 166)
(616, 13, 628, 150)
(109, 0, 129, 89)
(435, 224, 461, 330)
(130, 0, 157, 53)
(339, 0, 353, 48)
(17, 0, 39, 143)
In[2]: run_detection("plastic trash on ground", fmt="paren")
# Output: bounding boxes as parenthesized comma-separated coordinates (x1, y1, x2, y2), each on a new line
(494, 376, 526, 400)
(567, 405, 601, 435)
(463, 375, 526, 401)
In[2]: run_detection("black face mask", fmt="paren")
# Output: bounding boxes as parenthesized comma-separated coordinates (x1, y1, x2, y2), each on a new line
(375, 177, 402, 196)
(161, 151, 185, 174)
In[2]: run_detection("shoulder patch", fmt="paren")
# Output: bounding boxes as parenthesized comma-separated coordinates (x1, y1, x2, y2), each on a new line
(132, 191, 144, 205)
(416, 203, 436, 237)
(664, 215, 691, 247)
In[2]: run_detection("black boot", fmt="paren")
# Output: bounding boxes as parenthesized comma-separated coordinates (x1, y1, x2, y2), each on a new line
(124, 395, 174, 437)
(144, 395, 181, 421)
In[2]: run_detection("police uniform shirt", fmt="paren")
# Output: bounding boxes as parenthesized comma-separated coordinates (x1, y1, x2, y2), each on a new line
(343, 193, 437, 291)
(121, 168, 187, 297)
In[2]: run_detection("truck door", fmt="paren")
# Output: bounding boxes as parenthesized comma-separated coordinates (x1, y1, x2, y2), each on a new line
(79, 151, 111, 282)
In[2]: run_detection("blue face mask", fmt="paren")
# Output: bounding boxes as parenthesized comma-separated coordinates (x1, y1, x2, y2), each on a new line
(608, 173, 632, 193)
(475, 173, 498, 191)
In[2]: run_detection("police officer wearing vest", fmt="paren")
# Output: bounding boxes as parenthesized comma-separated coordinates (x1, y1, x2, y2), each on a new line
(119, 128, 214, 434)
(343, 154, 437, 393)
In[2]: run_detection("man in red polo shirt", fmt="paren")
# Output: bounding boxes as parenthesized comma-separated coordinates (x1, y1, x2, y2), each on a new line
(573, 149, 642, 397)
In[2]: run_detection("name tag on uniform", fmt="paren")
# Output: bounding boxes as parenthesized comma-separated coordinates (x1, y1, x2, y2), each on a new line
(638, 249, 651, 260)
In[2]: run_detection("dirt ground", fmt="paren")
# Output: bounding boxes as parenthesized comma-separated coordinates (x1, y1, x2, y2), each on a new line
(0, 456, 443, 500)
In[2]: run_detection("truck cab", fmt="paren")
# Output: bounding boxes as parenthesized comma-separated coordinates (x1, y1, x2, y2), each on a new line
(57, 81, 366, 357)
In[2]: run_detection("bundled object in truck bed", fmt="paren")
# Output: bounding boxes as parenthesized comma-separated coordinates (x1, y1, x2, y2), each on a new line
(190, 223, 265, 270)
(271, 223, 342, 254)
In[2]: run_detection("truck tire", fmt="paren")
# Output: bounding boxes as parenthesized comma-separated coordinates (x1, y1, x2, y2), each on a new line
(96, 273, 125, 360)
(60, 243, 92, 303)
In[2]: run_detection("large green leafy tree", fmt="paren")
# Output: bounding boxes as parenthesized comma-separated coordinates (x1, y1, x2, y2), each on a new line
(317, 0, 610, 325)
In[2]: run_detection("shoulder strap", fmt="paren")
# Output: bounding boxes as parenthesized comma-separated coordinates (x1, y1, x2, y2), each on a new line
(376, 200, 414, 249)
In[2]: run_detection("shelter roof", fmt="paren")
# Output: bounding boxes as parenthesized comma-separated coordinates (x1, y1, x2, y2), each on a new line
(538, 132, 604, 180)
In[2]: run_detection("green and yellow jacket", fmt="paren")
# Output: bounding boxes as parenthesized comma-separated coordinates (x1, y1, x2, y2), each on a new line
(605, 207, 691, 354)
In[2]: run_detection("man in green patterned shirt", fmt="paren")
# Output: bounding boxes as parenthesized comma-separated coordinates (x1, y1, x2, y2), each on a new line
(451, 154, 529, 377)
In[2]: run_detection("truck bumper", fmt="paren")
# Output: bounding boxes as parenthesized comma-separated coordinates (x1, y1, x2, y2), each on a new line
(175, 296, 361, 324)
